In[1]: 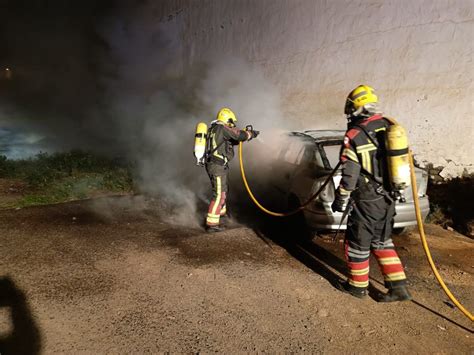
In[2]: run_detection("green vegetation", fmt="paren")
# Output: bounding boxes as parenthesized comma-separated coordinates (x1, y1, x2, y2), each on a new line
(0, 151, 134, 208)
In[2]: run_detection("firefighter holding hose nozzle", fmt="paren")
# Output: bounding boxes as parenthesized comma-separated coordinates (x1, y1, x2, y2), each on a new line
(194, 108, 259, 232)
(332, 85, 412, 302)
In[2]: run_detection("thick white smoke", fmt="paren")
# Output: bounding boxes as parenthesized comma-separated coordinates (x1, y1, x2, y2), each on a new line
(0, 1, 291, 227)
(96, 2, 289, 227)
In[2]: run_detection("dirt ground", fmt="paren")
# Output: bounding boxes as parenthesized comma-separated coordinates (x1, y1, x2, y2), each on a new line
(0, 179, 26, 209)
(0, 196, 472, 354)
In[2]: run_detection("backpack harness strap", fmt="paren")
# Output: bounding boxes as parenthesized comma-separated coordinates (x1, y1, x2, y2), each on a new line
(353, 123, 392, 199)
(206, 125, 228, 166)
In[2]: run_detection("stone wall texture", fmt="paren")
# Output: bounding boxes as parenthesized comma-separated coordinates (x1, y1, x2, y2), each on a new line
(159, 0, 473, 176)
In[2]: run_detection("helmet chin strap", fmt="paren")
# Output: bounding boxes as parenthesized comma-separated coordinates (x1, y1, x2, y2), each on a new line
(353, 106, 365, 116)
(347, 103, 382, 123)
(346, 107, 365, 124)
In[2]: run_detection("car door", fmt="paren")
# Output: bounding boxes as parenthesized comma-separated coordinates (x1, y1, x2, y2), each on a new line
(272, 136, 307, 192)
(287, 142, 322, 201)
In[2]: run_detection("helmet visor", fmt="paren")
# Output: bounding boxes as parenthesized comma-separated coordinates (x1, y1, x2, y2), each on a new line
(344, 98, 355, 115)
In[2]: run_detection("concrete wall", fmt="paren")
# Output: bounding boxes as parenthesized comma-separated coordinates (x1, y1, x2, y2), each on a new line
(160, 0, 473, 177)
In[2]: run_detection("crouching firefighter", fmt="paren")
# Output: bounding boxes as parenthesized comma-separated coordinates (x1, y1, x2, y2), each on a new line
(331, 85, 412, 302)
(196, 108, 259, 233)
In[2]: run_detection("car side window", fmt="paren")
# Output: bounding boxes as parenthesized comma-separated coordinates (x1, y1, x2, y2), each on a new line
(322, 142, 343, 169)
(301, 145, 315, 166)
(314, 147, 325, 168)
(281, 139, 305, 165)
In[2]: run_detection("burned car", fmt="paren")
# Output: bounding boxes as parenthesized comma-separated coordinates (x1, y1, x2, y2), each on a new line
(273, 130, 429, 233)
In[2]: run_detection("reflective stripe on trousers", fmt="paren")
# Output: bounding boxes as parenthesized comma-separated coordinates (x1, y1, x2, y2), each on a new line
(345, 239, 407, 289)
(206, 164, 229, 226)
(344, 188, 407, 290)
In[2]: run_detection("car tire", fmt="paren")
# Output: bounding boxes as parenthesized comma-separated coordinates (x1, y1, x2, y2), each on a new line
(287, 194, 311, 241)
(392, 227, 406, 235)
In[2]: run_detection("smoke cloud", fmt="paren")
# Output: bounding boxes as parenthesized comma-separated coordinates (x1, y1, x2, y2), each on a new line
(0, 1, 289, 226)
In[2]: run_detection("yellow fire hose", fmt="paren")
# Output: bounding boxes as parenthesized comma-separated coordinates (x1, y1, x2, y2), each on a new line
(408, 151, 473, 321)
(238, 142, 340, 217)
(239, 141, 473, 322)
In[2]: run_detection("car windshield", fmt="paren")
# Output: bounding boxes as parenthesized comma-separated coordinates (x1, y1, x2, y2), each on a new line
(322, 142, 342, 168)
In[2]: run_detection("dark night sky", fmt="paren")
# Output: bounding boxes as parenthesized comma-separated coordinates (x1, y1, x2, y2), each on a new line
(0, 0, 275, 162)
(0, 0, 113, 110)
(0, 0, 133, 156)
(0, 0, 219, 208)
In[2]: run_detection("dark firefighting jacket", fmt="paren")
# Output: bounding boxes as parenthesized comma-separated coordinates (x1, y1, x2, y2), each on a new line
(206, 122, 250, 166)
(339, 114, 391, 196)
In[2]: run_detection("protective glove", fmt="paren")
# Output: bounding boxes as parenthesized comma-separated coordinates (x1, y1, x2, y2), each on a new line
(248, 130, 260, 140)
(331, 189, 350, 213)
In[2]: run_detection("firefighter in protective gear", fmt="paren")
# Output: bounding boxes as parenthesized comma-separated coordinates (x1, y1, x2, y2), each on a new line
(205, 108, 259, 232)
(332, 85, 412, 302)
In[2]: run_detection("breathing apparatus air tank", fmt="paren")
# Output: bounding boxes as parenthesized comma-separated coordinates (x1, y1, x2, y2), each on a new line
(194, 122, 208, 165)
(385, 124, 411, 193)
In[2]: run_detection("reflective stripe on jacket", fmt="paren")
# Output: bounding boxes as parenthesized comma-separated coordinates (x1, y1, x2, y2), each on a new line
(207, 122, 250, 165)
(339, 114, 391, 192)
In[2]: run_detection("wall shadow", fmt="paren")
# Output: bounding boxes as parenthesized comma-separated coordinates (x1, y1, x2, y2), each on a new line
(427, 175, 474, 237)
(0, 277, 41, 355)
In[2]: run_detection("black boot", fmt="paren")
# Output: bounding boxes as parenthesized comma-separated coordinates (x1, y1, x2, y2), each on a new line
(219, 214, 229, 225)
(378, 286, 412, 302)
(206, 225, 225, 233)
(336, 280, 367, 299)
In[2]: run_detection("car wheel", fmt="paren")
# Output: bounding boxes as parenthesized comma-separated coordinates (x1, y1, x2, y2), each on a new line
(392, 227, 406, 235)
(287, 194, 311, 240)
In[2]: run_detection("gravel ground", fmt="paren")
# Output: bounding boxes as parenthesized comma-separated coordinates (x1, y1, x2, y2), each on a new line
(0, 196, 472, 354)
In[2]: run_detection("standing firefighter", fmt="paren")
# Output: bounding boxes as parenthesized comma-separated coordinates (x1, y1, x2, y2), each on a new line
(332, 85, 412, 302)
(202, 108, 259, 232)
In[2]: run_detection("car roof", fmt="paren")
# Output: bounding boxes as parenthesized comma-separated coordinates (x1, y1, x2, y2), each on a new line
(289, 129, 345, 143)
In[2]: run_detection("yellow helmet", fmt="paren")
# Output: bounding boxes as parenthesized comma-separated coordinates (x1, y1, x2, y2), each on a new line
(216, 107, 237, 127)
(344, 85, 378, 115)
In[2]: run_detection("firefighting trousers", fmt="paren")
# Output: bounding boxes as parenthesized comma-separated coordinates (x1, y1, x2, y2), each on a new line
(344, 193, 407, 291)
(205, 163, 229, 226)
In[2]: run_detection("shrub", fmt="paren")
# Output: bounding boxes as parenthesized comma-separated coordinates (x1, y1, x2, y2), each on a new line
(1, 150, 134, 203)
(0, 155, 16, 177)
